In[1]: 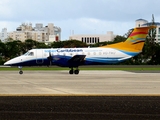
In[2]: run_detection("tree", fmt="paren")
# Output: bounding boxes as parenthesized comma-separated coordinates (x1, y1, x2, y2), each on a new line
(3, 40, 22, 61)
(0, 41, 6, 64)
(51, 40, 87, 48)
(113, 35, 126, 43)
(23, 39, 38, 52)
(63, 40, 87, 48)
(51, 41, 64, 48)
(35, 42, 49, 48)
(142, 15, 159, 65)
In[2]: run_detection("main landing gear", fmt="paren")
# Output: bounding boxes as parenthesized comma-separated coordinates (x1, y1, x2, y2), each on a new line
(18, 66, 23, 74)
(69, 67, 79, 75)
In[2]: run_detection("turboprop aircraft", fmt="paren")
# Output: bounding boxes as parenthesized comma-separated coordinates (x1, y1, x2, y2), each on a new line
(4, 25, 155, 74)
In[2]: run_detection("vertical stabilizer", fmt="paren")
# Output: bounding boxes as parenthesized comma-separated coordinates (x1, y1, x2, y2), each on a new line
(100, 26, 156, 53)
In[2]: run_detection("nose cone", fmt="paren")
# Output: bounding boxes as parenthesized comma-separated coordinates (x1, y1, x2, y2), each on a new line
(4, 60, 12, 66)
(4, 56, 22, 66)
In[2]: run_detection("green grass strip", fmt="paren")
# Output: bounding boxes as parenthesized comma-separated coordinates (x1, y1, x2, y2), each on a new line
(0, 66, 160, 71)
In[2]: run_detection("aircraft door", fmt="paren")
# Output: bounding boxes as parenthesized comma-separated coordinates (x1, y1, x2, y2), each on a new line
(36, 49, 44, 64)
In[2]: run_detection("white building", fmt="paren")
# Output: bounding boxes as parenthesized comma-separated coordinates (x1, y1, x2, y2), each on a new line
(70, 19, 160, 44)
(0, 23, 61, 43)
(135, 19, 148, 27)
(69, 31, 116, 44)
(0, 28, 9, 42)
(135, 19, 160, 43)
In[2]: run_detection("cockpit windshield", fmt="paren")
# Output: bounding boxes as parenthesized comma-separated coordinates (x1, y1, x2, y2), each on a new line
(23, 51, 34, 56)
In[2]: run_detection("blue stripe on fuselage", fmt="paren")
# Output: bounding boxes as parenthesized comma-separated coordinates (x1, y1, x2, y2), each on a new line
(117, 50, 139, 56)
(8, 55, 131, 67)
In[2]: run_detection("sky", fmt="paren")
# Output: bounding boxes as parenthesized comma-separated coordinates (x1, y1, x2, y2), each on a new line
(0, 0, 160, 40)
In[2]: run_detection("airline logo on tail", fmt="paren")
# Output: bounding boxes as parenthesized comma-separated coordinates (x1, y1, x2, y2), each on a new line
(126, 27, 150, 44)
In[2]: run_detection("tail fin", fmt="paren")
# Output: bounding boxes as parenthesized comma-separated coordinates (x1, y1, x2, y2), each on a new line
(100, 26, 156, 53)
(123, 26, 152, 51)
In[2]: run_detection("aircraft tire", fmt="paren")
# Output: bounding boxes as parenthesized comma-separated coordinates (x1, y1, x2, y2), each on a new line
(19, 71, 23, 74)
(69, 69, 74, 74)
(74, 70, 79, 75)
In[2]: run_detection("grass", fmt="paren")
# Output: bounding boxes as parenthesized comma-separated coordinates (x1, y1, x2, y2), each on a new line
(0, 65, 160, 71)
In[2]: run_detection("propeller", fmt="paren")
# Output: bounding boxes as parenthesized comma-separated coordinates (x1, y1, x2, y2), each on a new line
(47, 52, 53, 66)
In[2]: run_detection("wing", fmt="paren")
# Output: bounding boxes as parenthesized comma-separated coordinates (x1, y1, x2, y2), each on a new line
(68, 55, 86, 67)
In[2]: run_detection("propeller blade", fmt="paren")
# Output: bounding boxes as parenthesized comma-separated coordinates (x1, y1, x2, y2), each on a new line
(47, 52, 52, 66)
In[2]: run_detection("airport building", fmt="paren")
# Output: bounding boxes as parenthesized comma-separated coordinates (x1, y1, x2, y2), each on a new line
(0, 23, 61, 43)
(135, 19, 160, 43)
(69, 31, 116, 44)
(70, 19, 160, 44)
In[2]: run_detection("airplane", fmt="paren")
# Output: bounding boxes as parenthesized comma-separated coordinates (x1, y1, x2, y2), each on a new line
(4, 25, 155, 75)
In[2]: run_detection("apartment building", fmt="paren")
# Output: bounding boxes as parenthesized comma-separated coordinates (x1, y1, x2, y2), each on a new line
(0, 23, 61, 43)
(0, 28, 9, 42)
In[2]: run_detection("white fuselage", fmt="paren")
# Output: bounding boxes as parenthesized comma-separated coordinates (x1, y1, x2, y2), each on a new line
(4, 47, 133, 66)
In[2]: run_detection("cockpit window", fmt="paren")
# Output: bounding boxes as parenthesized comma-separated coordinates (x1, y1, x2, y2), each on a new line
(28, 52, 34, 56)
(24, 52, 34, 56)
(24, 52, 29, 56)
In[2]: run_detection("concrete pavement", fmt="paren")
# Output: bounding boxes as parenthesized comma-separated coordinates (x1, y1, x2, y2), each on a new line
(0, 70, 160, 96)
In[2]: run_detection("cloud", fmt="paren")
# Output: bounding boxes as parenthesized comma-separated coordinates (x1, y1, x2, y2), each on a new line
(1, 0, 160, 22)
(54, 17, 134, 40)
(0, 0, 160, 40)
(0, 0, 13, 19)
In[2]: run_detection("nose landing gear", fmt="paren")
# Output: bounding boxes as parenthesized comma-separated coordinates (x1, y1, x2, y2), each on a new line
(18, 66, 23, 74)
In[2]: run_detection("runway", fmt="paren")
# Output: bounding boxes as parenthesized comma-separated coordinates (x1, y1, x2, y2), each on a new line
(0, 70, 160, 95)
(0, 70, 160, 119)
